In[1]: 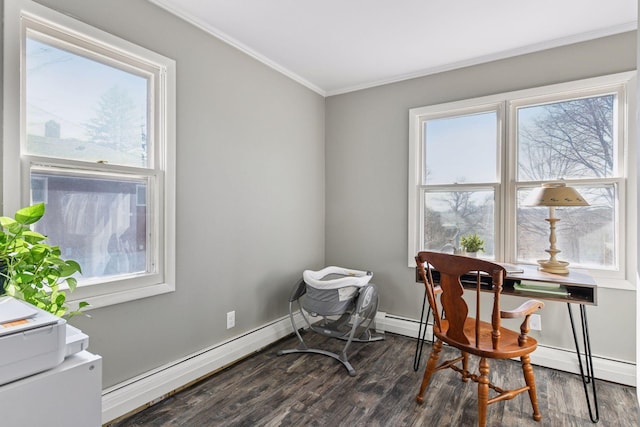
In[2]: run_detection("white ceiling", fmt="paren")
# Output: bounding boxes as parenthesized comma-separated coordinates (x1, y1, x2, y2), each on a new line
(149, 0, 637, 96)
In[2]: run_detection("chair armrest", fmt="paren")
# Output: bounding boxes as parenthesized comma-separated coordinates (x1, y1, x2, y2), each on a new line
(500, 300, 544, 319)
(501, 300, 544, 347)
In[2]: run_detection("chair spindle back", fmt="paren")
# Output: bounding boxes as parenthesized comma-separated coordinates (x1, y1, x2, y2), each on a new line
(416, 251, 507, 350)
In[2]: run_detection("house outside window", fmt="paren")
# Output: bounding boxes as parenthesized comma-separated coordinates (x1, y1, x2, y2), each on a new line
(3, 0, 176, 307)
(408, 72, 636, 282)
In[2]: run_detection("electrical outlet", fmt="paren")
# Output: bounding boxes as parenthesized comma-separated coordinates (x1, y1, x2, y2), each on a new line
(226, 311, 235, 329)
(529, 314, 542, 331)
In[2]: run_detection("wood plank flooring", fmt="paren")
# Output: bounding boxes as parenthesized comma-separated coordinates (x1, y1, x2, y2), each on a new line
(110, 332, 639, 426)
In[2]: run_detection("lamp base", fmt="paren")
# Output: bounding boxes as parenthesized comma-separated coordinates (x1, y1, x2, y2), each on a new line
(537, 259, 570, 275)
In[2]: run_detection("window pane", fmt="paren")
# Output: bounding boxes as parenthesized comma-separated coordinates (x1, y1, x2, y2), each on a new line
(26, 35, 149, 167)
(423, 190, 495, 257)
(516, 185, 616, 269)
(423, 111, 497, 185)
(517, 95, 615, 181)
(31, 171, 150, 281)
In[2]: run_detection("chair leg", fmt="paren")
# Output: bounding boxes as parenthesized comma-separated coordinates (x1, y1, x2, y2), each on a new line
(416, 339, 442, 404)
(461, 351, 469, 382)
(521, 354, 542, 422)
(478, 357, 489, 427)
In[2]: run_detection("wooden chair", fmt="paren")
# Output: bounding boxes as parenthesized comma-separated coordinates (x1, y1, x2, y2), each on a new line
(415, 251, 544, 427)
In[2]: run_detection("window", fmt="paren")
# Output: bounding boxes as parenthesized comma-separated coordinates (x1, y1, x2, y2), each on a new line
(418, 107, 500, 259)
(513, 94, 622, 271)
(409, 72, 635, 282)
(3, 0, 176, 307)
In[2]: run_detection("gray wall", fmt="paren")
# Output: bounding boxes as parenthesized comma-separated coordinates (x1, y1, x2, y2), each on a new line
(1, 0, 637, 389)
(325, 32, 637, 362)
(7, 0, 326, 387)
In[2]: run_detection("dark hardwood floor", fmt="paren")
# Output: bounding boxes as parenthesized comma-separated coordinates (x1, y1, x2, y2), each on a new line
(110, 332, 638, 426)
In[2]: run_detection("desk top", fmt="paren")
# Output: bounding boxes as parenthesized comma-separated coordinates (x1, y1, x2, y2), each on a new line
(503, 263, 596, 287)
(416, 263, 598, 306)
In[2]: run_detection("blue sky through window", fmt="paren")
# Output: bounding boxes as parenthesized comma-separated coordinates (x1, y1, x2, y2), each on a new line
(424, 111, 497, 185)
(26, 36, 147, 141)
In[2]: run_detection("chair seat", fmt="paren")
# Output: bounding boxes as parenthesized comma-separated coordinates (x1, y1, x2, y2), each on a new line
(435, 317, 538, 359)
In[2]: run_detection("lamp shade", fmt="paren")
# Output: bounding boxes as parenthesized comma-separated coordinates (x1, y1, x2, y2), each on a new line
(524, 182, 589, 207)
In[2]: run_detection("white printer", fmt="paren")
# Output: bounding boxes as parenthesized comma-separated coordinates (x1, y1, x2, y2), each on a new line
(0, 296, 89, 386)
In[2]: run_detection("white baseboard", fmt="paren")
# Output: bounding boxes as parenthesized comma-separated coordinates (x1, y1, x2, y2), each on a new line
(379, 314, 637, 387)
(102, 311, 636, 424)
(101, 312, 303, 425)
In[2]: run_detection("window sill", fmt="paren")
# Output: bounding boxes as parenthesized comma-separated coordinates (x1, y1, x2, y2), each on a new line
(594, 277, 636, 291)
(67, 282, 175, 311)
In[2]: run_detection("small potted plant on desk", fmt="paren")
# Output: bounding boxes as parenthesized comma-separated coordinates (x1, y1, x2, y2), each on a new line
(0, 203, 87, 318)
(459, 233, 485, 257)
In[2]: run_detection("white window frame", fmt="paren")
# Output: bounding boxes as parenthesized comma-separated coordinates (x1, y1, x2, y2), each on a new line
(3, 0, 177, 308)
(410, 102, 505, 260)
(409, 72, 636, 288)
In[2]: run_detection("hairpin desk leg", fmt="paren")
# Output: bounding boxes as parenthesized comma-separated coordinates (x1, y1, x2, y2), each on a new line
(567, 303, 599, 423)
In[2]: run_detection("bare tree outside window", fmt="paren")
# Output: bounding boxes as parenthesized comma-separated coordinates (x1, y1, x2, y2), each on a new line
(423, 190, 495, 256)
(85, 85, 144, 159)
(517, 95, 616, 268)
(518, 96, 614, 181)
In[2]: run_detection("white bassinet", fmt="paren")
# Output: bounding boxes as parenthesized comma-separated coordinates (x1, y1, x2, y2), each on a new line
(277, 266, 384, 376)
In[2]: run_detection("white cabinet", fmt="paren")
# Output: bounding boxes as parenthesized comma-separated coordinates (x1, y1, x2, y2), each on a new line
(0, 351, 102, 427)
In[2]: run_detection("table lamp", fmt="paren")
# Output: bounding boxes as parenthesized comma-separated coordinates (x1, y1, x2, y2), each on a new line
(524, 182, 589, 274)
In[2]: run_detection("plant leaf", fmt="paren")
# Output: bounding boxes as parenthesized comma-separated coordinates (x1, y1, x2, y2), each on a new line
(6, 222, 24, 235)
(65, 260, 82, 274)
(22, 230, 47, 243)
(66, 277, 78, 292)
(55, 293, 66, 305)
(0, 216, 17, 229)
(15, 203, 45, 225)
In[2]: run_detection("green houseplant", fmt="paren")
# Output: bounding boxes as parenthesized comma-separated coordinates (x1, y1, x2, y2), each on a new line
(459, 233, 485, 255)
(0, 203, 87, 318)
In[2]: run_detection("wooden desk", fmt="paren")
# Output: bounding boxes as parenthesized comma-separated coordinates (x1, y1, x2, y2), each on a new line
(413, 264, 600, 423)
